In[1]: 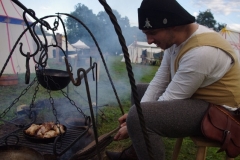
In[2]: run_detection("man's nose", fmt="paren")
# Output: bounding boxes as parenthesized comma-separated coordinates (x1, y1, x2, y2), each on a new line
(147, 37, 154, 44)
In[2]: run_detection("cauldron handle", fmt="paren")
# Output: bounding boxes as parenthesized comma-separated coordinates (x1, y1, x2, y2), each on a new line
(4, 135, 19, 146)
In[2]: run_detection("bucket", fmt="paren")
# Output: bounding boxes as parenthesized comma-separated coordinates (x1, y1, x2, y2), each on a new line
(0, 74, 18, 86)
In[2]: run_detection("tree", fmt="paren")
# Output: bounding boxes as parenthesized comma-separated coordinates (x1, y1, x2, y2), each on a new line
(196, 9, 225, 32)
(196, 9, 216, 29)
(96, 10, 147, 54)
(65, 4, 146, 54)
(215, 22, 227, 32)
(96, 10, 132, 53)
(65, 3, 101, 46)
(96, 10, 121, 53)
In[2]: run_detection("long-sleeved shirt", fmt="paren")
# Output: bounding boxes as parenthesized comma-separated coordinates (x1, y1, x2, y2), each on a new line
(141, 25, 235, 110)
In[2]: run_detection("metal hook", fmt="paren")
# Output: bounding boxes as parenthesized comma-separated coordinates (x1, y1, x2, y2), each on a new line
(20, 10, 40, 57)
(25, 52, 30, 84)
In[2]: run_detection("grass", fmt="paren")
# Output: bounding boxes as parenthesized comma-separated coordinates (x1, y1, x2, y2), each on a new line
(0, 55, 239, 160)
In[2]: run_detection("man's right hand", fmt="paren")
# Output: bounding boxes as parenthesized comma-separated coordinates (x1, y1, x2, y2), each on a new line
(118, 113, 128, 126)
(114, 125, 129, 141)
(113, 113, 129, 141)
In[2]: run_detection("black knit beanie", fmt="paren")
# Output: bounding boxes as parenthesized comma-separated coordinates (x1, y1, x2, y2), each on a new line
(138, 0, 195, 30)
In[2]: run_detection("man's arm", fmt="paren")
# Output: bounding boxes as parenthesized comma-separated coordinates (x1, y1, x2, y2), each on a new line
(159, 46, 232, 101)
(141, 50, 171, 102)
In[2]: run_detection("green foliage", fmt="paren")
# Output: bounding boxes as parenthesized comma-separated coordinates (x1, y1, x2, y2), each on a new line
(196, 9, 226, 32)
(196, 9, 216, 29)
(215, 22, 227, 32)
(65, 3, 101, 45)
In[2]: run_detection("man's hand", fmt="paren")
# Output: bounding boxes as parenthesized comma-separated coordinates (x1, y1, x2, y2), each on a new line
(119, 113, 128, 126)
(114, 125, 129, 141)
(113, 113, 129, 141)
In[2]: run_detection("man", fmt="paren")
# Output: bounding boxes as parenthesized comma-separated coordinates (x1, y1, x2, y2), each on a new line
(106, 0, 240, 159)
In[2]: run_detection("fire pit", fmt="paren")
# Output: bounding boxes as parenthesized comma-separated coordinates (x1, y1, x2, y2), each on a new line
(0, 117, 91, 158)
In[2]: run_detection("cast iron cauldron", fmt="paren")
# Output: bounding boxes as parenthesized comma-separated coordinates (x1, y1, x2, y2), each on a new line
(0, 145, 44, 160)
(36, 69, 70, 91)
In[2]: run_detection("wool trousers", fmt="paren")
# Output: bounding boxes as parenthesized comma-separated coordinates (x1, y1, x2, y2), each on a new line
(127, 83, 209, 160)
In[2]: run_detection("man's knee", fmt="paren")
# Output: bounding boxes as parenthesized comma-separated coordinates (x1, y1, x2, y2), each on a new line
(126, 105, 139, 131)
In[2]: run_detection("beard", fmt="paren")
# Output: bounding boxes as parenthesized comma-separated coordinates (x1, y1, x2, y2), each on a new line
(161, 30, 175, 49)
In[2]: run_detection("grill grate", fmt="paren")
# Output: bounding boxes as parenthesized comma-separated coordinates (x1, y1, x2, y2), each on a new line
(0, 127, 89, 156)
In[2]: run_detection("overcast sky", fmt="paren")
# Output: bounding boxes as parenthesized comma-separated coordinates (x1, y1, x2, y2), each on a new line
(18, 0, 240, 32)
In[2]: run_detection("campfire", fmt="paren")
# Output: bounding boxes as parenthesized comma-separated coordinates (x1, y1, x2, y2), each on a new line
(0, 99, 94, 159)
(0, 0, 140, 159)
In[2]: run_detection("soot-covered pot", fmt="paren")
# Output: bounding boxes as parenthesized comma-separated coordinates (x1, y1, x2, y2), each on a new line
(36, 69, 70, 91)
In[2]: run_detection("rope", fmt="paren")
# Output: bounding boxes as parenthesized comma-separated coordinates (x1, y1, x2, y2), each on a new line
(98, 0, 154, 159)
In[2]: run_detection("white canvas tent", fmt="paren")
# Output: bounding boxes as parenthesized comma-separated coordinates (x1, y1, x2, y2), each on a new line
(121, 41, 162, 63)
(61, 36, 76, 52)
(219, 26, 240, 58)
(71, 40, 90, 50)
(37, 35, 76, 58)
(0, 0, 35, 74)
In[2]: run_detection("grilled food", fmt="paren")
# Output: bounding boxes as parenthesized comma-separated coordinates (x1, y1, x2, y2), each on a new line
(25, 122, 65, 138)
(53, 124, 65, 135)
(25, 124, 41, 136)
(43, 130, 58, 138)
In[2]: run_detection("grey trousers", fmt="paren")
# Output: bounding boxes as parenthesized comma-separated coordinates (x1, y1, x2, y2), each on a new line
(127, 83, 209, 160)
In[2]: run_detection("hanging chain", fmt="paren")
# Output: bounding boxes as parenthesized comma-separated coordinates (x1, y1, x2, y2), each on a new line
(45, 75, 66, 143)
(60, 89, 88, 119)
(0, 78, 37, 119)
(39, 66, 88, 120)
(47, 90, 60, 125)
(42, 70, 60, 125)
(28, 79, 40, 118)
